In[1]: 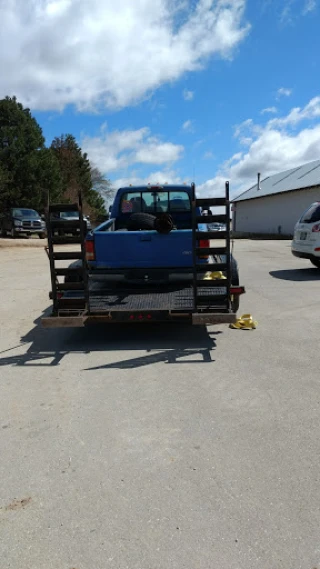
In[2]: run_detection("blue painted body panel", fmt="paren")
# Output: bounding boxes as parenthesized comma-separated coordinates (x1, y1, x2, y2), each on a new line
(93, 229, 193, 269)
(89, 185, 208, 271)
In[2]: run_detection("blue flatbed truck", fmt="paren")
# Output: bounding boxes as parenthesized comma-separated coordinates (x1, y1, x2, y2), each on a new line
(42, 182, 245, 328)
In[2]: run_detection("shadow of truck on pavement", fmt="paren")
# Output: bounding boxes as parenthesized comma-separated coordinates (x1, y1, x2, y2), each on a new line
(0, 308, 221, 368)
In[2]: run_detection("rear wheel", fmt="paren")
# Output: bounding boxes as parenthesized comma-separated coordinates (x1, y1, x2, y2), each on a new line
(65, 273, 83, 284)
(10, 228, 17, 239)
(311, 259, 320, 269)
(64, 261, 83, 284)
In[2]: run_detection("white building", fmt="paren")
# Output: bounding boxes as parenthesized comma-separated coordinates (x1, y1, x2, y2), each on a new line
(232, 160, 320, 237)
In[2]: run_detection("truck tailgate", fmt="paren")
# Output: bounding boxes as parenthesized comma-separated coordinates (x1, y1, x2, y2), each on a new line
(93, 229, 193, 269)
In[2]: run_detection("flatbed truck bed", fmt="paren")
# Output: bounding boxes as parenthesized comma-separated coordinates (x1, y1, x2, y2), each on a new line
(42, 281, 237, 327)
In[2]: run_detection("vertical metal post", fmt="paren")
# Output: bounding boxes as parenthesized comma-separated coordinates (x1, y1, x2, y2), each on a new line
(225, 181, 231, 311)
(78, 191, 90, 312)
(191, 182, 197, 312)
(45, 207, 59, 314)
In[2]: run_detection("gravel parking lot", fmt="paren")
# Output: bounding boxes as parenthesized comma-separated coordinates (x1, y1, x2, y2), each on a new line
(0, 240, 320, 569)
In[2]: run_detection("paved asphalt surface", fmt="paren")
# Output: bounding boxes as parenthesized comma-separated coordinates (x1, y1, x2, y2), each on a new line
(0, 240, 320, 569)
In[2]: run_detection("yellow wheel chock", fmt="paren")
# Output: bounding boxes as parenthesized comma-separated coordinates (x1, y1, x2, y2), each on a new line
(230, 314, 257, 330)
(203, 271, 226, 280)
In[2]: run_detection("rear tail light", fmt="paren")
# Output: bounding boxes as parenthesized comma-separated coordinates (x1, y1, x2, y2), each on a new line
(199, 239, 210, 259)
(85, 240, 95, 261)
(230, 286, 245, 296)
(312, 224, 320, 232)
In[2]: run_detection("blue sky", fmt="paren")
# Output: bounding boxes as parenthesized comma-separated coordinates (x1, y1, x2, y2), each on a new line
(1, 0, 320, 199)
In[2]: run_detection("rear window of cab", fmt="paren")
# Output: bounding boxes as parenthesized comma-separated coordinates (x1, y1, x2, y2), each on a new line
(120, 191, 191, 214)
(300, 203, 320, 223)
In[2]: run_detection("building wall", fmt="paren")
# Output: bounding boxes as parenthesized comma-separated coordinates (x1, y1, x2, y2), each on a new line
(233, 186, 320, 236)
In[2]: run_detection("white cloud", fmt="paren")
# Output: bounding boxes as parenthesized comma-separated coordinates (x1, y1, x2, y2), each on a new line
(233, 118, 254, 138)
(280, 1, 294, 24)
(112, 170, 187, 190)
(197, 175, 229, 198)
(239, 136, 253, 146)
(277, 87, 292, 98)
(268, 96, 320, 128)
(182, 119, 194, 132)
(280, 0, 317, 23)
(183, 89, 194, 101)
(198, 95, 320, 197)
(82, 125, 184, 173)
(203, 151, 214, 159)
(303, 0, 317, 13)
(0, 0, 250, 112)
(261, 106, 278, 114)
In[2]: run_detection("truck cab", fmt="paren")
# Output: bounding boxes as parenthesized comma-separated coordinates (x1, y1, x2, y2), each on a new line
(84, 184, 213, 284)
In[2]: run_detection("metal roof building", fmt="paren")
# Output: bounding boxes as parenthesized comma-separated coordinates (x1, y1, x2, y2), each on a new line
(232, 159, 320, 237)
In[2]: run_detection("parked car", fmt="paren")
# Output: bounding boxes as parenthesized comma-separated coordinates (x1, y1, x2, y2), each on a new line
(0, 208, 46, 239)
(200, 209, 227, 232)
(291, 201, 320, 268)
(51, 211, 92, 236)
(209, 222, 226, 232)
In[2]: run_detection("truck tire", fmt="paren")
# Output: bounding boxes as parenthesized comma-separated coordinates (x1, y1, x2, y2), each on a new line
(154, 213, 174, 234)
(127, 212, 156, 231)
(64, 261, 83, 284)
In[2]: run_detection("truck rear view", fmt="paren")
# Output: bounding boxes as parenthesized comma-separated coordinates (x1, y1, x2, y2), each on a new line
(42, 183, 245, 328)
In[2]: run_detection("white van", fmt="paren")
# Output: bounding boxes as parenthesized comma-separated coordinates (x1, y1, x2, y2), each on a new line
(291, 202, 320, 268)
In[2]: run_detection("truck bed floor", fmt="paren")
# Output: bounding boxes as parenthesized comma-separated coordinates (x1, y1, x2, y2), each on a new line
(86, 281, 226, 313)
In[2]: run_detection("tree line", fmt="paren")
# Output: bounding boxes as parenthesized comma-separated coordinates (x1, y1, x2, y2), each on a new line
(0, 96, 113, 219)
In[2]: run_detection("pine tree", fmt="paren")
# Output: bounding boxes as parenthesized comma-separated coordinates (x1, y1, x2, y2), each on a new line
(0, 96, 62, 210)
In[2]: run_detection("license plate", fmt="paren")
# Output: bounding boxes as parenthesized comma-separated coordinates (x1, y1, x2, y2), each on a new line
(300, 232, 307, 240)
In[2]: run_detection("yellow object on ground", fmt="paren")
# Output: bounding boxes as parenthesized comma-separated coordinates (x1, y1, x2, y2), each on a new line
(203, 271, 227, 280)
(230, 314, 258, 330)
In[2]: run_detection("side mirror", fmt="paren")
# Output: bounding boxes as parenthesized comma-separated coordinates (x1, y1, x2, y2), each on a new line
(86, 215, 90, 220)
